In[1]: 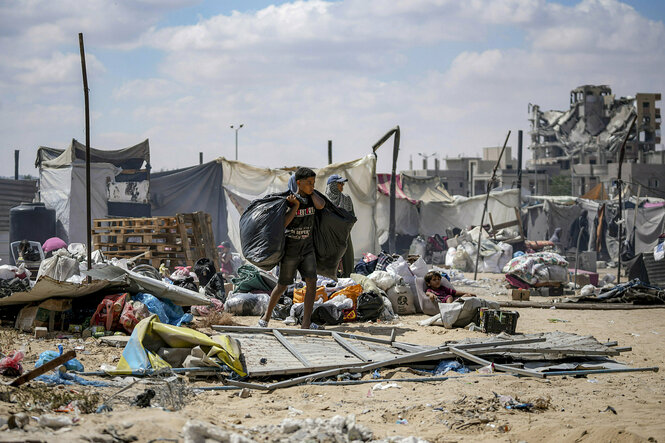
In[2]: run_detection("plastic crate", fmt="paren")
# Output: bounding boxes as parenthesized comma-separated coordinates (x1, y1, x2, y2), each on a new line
(479, 308, 519, 334)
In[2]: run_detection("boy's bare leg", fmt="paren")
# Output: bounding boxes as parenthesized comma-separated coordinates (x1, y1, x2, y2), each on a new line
(261, 283, 288, 325)
(301, 277, 317, 329)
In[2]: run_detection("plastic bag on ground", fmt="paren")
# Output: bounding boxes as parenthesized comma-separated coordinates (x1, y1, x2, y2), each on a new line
(293, 286, 328, 304)
(452, 247, 471, 272)
(386, 283, 416, 315)
(224, 293, 270, 316)
(356, 292, 385, 321)
(408, 236, 427, 258)
(0, 350, 24, 376)
(134, 293, 187, 326)
(366, 270, 396, 291)
(482, 251, 501, 273)
(409, 257, 428, 278)
(37, 249, 79, 282)
(379, 295, 397, 322)
(36, 345, 84, 372)
(385, 256, 412, 279)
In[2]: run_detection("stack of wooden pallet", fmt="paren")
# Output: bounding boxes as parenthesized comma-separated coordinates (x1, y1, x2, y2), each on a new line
(92, 212, 219, 269)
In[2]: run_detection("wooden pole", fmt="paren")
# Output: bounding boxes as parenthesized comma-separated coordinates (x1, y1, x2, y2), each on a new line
(474, 131, 511, 280)
(616, 115, 637, 285)
(9, 350, 77, 387)
(328, 140, 332, 165)
(78, 33, 92, 282)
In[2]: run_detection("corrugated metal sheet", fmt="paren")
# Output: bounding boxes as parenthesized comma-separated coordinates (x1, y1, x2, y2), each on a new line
(643, 252, 665, 288)
(0, 230, 9, 264)
(0, 178, 38, 231)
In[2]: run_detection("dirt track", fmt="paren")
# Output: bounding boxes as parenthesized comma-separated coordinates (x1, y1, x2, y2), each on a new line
(1, 270, 664, 442)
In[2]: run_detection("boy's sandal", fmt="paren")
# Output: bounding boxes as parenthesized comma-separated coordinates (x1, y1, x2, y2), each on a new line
(308, 323, 324, 330)
(257, 319, 268, 328)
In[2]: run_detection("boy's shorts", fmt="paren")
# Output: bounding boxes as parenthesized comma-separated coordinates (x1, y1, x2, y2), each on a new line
(278, 239, 317, 285)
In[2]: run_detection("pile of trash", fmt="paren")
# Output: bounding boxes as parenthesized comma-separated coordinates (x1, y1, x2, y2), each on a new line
(182, 414, 426, 443)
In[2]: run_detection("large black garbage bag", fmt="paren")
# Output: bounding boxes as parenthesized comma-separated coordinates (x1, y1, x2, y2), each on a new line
(193, 258, 216, 287)
(240, 193, 289, 270)
(313, 190, 356, 279)
(356, 292, 385, 322)
(204, 272, 227, 302)
(292, 302, 344, 326)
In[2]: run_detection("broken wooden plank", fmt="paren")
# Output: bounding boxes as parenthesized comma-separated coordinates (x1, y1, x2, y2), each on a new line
(272, 330, 312, 367)
(449, 347, 544, 378)
(499, 301, 665, 310)
(8, 350, 76, 387)
(331, 332, 370, 362)
(213, 325, 398, 345)
(225, 379, 271, 391)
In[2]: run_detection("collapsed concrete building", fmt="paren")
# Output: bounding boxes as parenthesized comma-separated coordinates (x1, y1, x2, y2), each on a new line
(528, 85, 664, 198)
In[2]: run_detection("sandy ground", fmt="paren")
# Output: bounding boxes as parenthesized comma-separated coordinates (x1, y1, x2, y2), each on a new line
(1, 269, 664, 442)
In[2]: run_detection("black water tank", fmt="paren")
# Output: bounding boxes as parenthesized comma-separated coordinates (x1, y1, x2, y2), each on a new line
(9, 202, 56, 264)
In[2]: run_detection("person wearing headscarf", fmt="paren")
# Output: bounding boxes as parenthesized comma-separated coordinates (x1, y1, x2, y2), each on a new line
(326, 174, 355, 277)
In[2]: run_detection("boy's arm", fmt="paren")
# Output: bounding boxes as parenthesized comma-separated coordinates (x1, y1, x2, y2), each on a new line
(284, 194, 300, 227)
(311, 191, 325, 210)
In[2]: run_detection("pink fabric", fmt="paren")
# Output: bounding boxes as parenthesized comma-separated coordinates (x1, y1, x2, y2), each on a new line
(42, 237, 67, 253)
(644, 202, 665, 208)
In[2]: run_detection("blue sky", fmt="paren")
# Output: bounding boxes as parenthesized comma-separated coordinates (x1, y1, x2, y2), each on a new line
(1, 0, 664, 178)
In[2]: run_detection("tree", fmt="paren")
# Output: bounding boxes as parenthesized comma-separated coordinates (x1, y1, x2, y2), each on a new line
(550, 175, 571, 196)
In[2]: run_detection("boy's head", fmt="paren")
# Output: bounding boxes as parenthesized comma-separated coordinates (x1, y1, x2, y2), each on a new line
(424, 270, 442, 287)
(295, 167, 316, 195)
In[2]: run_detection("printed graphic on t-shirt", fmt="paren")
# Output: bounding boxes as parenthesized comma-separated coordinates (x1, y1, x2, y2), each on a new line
(285, 202, 316, 240)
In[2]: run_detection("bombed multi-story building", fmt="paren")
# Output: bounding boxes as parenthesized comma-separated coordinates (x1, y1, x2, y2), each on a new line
(528, 85, 664, 198)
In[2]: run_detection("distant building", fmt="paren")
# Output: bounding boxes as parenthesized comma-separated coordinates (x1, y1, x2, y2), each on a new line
(403, 147, 549, 197)
(529, 85, 663, 197)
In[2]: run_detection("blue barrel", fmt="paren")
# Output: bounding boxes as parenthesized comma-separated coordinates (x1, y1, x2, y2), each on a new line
(9, 202, 56, 264)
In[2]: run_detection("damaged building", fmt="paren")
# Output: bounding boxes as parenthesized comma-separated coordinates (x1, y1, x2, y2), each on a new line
(529, 85, 663, 198)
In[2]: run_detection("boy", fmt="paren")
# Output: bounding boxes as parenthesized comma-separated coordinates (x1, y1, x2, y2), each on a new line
(259, 167, 325, 329)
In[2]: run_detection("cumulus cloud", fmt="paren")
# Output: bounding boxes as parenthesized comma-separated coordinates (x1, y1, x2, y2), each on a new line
(1, 0, 664, 178)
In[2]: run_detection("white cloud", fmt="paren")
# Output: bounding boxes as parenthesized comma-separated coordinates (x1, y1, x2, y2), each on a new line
(1, 0, 665, 179)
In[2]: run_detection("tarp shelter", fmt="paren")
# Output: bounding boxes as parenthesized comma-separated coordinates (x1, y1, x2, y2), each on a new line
(149, 155, 378, 257)
(35, 139, 151, 243)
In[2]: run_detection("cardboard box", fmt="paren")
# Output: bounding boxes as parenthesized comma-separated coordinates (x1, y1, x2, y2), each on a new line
(510, 289, 530, 301)
(34, 326, 48, 339)
(224, 282, 234, 294)
(15, 299, 72, 332)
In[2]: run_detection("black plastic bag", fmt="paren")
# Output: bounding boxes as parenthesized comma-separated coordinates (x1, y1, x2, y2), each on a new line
(354, 258, 378, 276)
(292, 302, 343, 326)
(204, 272, 227, 302)
(172, 276, 198, 292)
(239, 194, 289, 270)
(313, 189, 356, 278)
(193, 258, 216, 287)
(356, 292, 385, 322)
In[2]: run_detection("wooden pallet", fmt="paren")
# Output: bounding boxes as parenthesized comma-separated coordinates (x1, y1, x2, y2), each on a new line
(93, 212, 220, 270)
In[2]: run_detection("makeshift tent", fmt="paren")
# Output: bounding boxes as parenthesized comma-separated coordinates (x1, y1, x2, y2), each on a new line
(222, 155, 378, 257)
(35, 139, 151, 243)
(419, 189, 521, 237)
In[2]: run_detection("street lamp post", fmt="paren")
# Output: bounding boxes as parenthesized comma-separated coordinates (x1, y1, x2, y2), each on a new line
(230, 124, 244, 161)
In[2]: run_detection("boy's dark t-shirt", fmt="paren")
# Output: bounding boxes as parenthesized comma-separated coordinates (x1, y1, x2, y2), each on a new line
(284, 194, 316, 254)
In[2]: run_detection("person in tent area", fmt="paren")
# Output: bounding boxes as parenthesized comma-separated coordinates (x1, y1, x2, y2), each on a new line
(259, 167, 326, 329)
(325, 174, 355, 277)
(217, 241, 235, 279)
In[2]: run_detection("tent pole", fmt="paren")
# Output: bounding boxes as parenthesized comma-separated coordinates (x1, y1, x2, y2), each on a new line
(616, 115, 636, 285)
(79, 33, 92, 282)
(372, 126, 400, 254)
(474, 131, 511, 281)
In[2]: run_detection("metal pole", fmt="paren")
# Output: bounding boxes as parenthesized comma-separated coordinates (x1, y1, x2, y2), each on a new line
(235, 129, 238, 161)
(371, 126, 401, 254)
(570, 154, 574, 195)
(617, 115, 637, 285)
(78, 33, 92, 282)
(517, 130, 522, 203)
(328, 140, 332, 165)
(474, 131, 511, 280)
(199, 152, 203, 165)
(14, 150, 19, 180)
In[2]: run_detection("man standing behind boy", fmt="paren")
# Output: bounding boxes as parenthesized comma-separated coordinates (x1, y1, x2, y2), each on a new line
(259, 167, 325, 329)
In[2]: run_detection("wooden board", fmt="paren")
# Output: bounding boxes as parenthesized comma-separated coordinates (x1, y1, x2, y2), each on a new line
(221, 330, 414, 377)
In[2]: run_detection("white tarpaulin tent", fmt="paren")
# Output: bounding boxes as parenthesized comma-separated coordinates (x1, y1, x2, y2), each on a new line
(221, 154, 378, 258)
(419, 189, 521, 236)
(40, 162, 119, 243)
